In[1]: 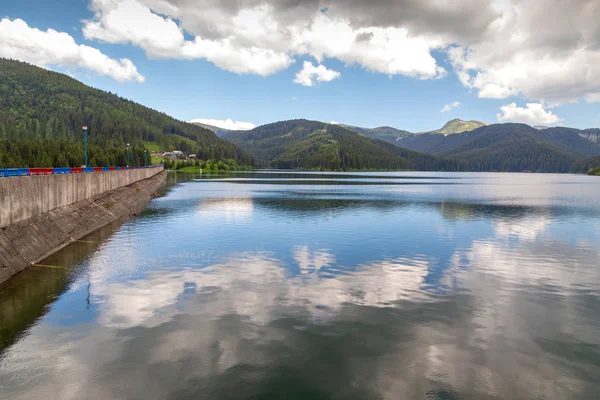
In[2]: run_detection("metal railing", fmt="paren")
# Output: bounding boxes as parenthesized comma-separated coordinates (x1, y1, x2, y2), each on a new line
(0, 165, 161, 178)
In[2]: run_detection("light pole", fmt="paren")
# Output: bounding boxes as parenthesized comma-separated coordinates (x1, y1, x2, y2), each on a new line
(144, 150, 147, 167)
(82, 125, 88, 167)
(127, 143, 130, 167)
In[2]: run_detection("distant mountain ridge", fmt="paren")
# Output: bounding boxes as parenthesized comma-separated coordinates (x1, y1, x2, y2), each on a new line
(402, 123, 600, 173)
(190, 122, 231, 137)
(339, 124, 413, 142)
(224, 119, 600, 173)
(223, 119, 463, 171)
(341, 118, 488, 147)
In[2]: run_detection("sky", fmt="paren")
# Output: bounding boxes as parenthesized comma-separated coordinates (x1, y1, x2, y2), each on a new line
(1, 0, 599, 132)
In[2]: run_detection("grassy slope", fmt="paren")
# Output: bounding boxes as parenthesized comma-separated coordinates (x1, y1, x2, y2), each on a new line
(434, 119, 487, 134)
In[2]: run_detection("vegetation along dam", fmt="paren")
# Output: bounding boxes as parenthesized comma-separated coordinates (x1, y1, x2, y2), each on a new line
(0, 167, 165, 284)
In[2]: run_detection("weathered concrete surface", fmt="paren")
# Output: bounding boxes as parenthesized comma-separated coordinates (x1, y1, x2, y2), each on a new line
(0, 171, 166, 285)
(0, 168, 163, 228)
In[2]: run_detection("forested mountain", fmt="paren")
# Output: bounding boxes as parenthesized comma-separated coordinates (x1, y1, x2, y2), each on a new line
(223, 120, 463, 171)
(431, 124, 600, 173)
(339, 124, 413, 145)
(398, 124, 600, 159)
(0, 59, 252, 168)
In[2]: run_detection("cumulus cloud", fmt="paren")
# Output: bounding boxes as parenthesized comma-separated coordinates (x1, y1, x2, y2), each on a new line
(0, 17, 144, 83)
(76, 0, 600, 104)
(496, 103, 562, 125)
(82, 0, 447, 79)
(441, 101, 461, 112)
(189, 118, 256, 131)
(294, 61, 340, 87)
(449, 0, 600, 103)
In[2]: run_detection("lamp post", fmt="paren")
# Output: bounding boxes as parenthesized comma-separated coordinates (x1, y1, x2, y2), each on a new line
(144, 150, 147, 167)
(127, 143, 130, 168)
(82, 125, 88, 167)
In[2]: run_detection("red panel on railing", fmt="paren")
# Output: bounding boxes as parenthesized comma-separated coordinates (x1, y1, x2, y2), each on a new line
(29, 168, 54, 176)
(109, 167, 116, 171)
(71, 168, 83, 174)
(93, 167, 102, 172)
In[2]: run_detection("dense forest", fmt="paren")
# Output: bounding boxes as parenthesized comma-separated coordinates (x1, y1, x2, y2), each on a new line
(223, 120, 464, 171)
(571, 155, 600, 174)
(386, 123, 600, 173)
(0, 59, 253, 168)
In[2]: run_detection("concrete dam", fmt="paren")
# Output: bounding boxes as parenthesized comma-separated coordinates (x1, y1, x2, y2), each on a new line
(0, 167, 166, 284)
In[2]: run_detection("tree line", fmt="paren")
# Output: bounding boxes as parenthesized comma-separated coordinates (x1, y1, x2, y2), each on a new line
(0, 58, 253, 168)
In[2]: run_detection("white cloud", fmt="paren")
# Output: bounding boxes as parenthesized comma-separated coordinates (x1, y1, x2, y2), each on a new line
(294, 61, 340, 87)
(496, 103, 562, 126)
(449, 0, 600, 103)
(82, 0, 447, 80)
(83, 0, 184, 58)
(585, 93, 600, 103)
(330, 120, 339, 125)
(0, 17, 144, 83)
(441, 101, 461, 112)
(181, 37, 293, 76)
(189, 118, 256, 131)
(76, 0, 600, 104)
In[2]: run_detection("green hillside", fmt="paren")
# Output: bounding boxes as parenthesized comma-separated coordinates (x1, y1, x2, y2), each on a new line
(0, 59, 252, 168)
(223, 120, 463, 171)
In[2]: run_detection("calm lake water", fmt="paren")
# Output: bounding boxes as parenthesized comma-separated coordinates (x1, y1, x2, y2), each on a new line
(1, 171, 600, 399)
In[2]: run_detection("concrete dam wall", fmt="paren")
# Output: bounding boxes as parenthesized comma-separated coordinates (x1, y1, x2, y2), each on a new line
(0, 168, 166, 284)
(0, 168, 163, 228)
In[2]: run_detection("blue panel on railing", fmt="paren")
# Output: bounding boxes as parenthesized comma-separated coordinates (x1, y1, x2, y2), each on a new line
(1, 164, 159, 177)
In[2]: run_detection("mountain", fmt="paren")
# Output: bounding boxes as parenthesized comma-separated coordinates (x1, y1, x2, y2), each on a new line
(340, 118, 487, 147)
(190, 122, 231, 137)
(0, 59, 252, 168)
(537, 127, 600, 157)
(579, 128, 600, 144)
(433, 124, 585, 172)
(397, 124, 600, 157)
(340, 124, 413, 144)
(223, 119, 463, 171)
(427, 118, 487, 135)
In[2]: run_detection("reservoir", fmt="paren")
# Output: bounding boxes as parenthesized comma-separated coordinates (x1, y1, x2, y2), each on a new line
(1, 171, 599, 399)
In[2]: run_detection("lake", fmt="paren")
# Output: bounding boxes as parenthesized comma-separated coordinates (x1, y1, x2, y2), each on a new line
(1, 171, 599, 399)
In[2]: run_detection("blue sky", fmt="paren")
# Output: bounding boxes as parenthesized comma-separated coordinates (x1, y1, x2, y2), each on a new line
(2, 0, 599, 131)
